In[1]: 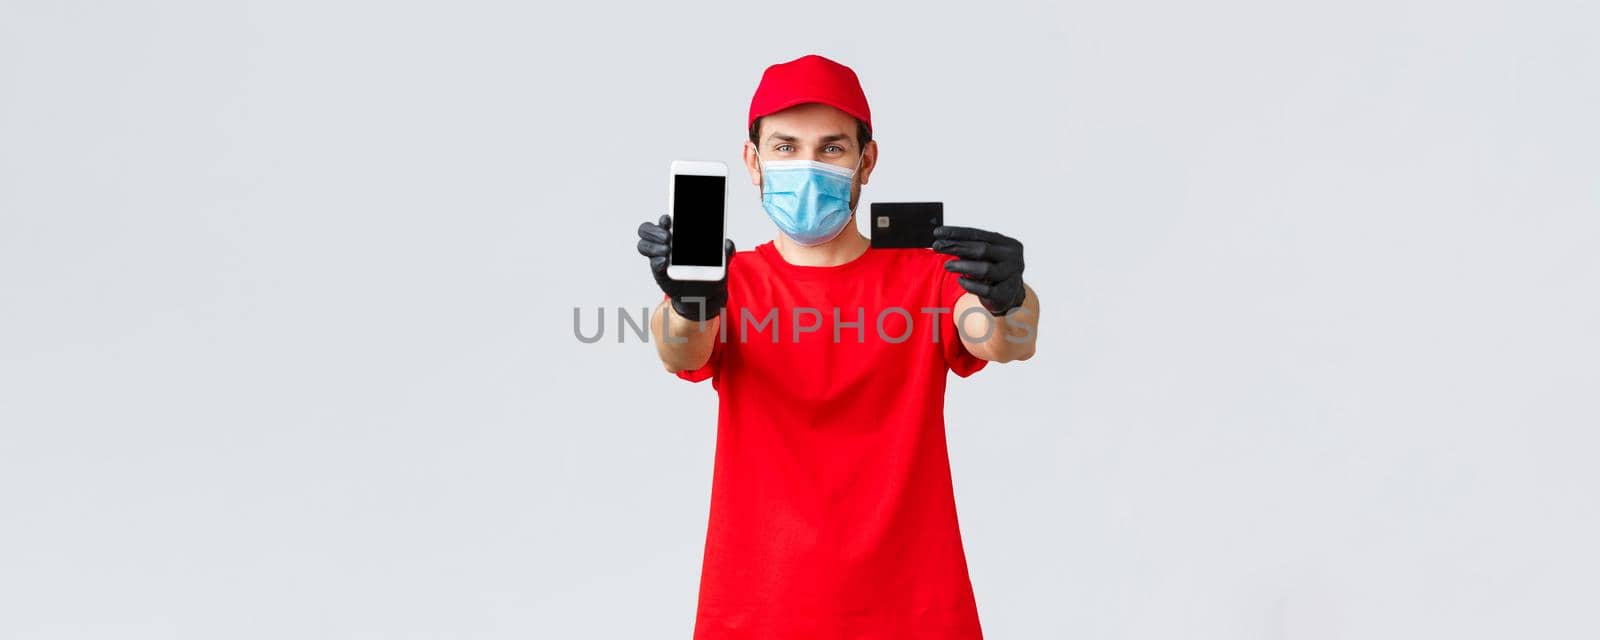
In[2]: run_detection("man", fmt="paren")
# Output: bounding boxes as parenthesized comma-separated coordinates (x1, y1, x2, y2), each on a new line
(634, 54, 1040, 639)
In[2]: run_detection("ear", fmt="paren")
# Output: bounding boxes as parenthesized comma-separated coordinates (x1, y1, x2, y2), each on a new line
(742, 141, 762, 188)
(857, 140, 879, 186)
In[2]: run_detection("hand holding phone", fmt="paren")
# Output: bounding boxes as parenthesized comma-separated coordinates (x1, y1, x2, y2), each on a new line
(636, 215, 736, 323)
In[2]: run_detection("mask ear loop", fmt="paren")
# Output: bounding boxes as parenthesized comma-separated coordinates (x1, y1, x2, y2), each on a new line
(753, 146, 768, 202)
(821, 149, 867, 246)
(846, 146, 866, 215)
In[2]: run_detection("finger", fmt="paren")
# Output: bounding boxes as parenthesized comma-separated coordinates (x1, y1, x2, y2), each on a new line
(943, 259, 993, 281)
(948, 258, 1022, 282)
(649, 255, 668, 274)
(931, 239, 990, 260)
(658, 214, 672, 231)
(944, 259, 997, 282)
(638, 238, 668, 257)
(638, 221, 669, 244)
(933, 225, 1003, 243)
(938, 225, 1023, 249)
(983, 242, 1022, 263)
(957, 276, 997, 300)
(939, 239, 1023, 264)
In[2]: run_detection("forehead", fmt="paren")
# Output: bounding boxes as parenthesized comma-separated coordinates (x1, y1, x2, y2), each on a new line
(758, 102, 857, 139)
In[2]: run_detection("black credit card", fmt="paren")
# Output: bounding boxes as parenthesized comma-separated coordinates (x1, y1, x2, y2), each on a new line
(869, 202, 943, 249)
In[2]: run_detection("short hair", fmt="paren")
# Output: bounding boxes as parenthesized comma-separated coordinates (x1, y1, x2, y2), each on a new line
(749, 116, 873, 149)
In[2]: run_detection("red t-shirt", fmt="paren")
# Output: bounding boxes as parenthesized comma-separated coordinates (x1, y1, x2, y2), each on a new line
(667, 239, 988, 639)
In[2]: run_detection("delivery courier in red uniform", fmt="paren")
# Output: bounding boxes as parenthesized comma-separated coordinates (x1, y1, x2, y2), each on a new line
(635, 54, 1042, 639)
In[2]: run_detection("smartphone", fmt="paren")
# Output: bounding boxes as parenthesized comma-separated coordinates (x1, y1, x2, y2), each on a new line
(667, 160, 728, 281)
(869, 202, 943, 249)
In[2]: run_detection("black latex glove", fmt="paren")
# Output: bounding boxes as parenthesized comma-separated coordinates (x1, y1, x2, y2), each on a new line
(932, 225, 1027, 315)
(636, 214, 736, 322)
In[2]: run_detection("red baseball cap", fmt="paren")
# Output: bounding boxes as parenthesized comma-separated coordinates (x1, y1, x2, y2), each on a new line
(747, 54, 872, 134)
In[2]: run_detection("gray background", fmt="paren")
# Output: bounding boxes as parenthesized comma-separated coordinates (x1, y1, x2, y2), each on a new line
(2, 0, 1597, 638)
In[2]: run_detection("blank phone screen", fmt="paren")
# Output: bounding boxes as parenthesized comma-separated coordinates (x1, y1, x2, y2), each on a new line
(671, 174, 725, 266)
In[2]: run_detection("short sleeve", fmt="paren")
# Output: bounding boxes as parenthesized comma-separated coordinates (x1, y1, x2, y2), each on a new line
(663, 292, 721, 384)
(675, 340, 720, 383)
(938, 256, 989, 378)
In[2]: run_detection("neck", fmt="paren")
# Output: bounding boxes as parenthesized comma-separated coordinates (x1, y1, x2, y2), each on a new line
(774, 218, 869, 267)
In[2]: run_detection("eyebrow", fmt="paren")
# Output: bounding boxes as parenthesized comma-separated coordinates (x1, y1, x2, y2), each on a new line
(764, 131, 854, 146)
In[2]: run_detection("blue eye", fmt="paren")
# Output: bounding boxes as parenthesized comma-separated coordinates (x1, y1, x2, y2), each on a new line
(825, 145, 843, 153)
(777, 144, 794, 152)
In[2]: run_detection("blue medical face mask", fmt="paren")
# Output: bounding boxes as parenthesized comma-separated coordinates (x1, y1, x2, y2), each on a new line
(757, 152, 863, 246)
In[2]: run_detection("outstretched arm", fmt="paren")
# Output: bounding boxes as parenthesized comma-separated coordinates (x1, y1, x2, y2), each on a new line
(934, 225, 1040, 363)
(637, 214, 736, 372)
(649, 297, 722, 373)
(953, 286, 1038, 362)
